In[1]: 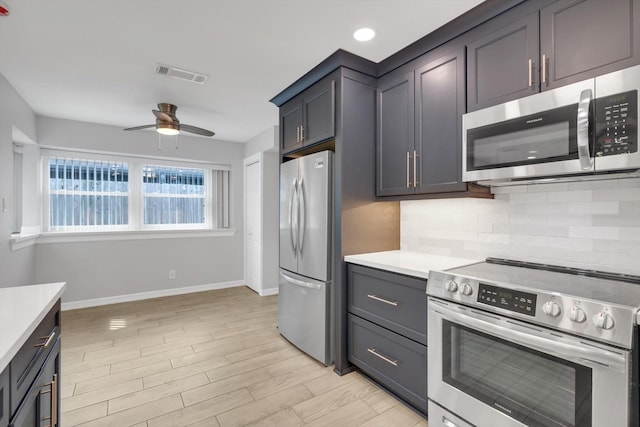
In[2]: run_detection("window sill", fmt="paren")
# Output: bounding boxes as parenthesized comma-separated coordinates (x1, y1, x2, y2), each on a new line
(10, 232, 40, 251)
(37, 228, 236, 244)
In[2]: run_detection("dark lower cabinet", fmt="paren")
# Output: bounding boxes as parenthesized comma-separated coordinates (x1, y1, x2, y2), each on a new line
(4, 300, 61, 427)
(0, 367, 8, 427)
(347, 263, 427, 415)
(10, 339, 60, 427)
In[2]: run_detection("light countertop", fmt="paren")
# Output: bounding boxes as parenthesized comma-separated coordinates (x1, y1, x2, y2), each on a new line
(0, 282, 66, 372)
(344, 250, 480, 279)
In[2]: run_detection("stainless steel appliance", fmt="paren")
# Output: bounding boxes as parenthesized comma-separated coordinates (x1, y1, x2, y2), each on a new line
(427, 258, 640, 427)
(278, 150, 333, 365)
(462, 65, 640, 184)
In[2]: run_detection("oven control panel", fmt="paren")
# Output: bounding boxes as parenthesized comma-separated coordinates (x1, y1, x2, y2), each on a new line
(477, 283, 537, 316)
(595, 89, 637, 156)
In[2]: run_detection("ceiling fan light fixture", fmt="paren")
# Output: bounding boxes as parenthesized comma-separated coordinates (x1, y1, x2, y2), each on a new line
(156, 123, 179, 136)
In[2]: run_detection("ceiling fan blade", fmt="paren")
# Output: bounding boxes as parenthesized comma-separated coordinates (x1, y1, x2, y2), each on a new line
(124, 124, 156, 131)
(152, 110, 174, 122)
(180, 124, 215, 137)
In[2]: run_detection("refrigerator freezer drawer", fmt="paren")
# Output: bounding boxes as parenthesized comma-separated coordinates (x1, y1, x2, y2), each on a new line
(278, 270, 332, 365)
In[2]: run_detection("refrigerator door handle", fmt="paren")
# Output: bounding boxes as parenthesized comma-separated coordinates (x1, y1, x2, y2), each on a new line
(298, 178, 306, 254)
(289, 178, 298, 253)
(280, 272, 322, 290)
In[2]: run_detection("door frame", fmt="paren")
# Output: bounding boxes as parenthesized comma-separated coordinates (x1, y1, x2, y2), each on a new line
(243, 152, 263, 294)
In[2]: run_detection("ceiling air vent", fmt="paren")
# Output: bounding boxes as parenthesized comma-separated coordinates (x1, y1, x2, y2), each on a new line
(155, 63, 208, 85)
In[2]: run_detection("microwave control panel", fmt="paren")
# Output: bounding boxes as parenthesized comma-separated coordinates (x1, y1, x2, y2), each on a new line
(595, 90, 637, 156)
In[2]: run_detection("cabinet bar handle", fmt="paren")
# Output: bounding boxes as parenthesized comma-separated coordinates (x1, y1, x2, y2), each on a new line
(367, 348, 398, 366)
(41, 373, 57, 427)
(34, 331, 56, 348)
(300, 125, 304, 142)
(542, 54, 547, 84)
(406, 152, 410, 188)
(367, 294, 398, 306)
(528, 59, 533, 87)
(413, 150, 417, 188)
(296, 126, 300, 143)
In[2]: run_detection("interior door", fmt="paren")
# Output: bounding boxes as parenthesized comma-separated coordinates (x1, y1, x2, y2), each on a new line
(245, 159, 261, 293)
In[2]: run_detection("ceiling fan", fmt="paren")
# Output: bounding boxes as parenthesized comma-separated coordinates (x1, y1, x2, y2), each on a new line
(124, 103, 215, 137)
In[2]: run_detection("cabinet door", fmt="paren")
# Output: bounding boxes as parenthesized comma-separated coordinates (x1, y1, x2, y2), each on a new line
(415, 49, 468, 194)
(540, 0, 640, 90)
(467, 13, 539, 111)
(376, 71, 415, 196)
(0, 366, 8, 427)
(280, 99, 303, 153)
(302, 80, 335, 146)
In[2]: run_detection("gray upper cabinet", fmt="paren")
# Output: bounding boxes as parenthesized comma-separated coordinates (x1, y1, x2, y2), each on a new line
(415, 48, 467, 194)
(467, 13, 539, 112)
(540, 0, 640, 90)
(377, 48, 474, 197)
(376, 71, 414, 196)
(468, 0, 640, 112)
(279, 79, 335, 154)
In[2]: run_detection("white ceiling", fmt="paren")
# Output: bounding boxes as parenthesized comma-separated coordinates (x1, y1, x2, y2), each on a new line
(0, 0, 484, 143)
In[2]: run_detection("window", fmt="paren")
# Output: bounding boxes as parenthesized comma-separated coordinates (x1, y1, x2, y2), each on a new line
(42, 150, 229, 233)
(49, 158, 129, 231)
(13, 144, 23, 234)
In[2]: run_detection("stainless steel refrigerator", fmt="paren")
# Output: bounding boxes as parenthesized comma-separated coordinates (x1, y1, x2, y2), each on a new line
(278, 150, 333, 365)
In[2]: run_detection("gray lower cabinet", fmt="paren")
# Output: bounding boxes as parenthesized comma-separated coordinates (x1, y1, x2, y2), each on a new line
(4, 300, 61, 427)
(0, 367, 8, 427)
(467, 0, 640, 112)
(347, 263, 427, 414)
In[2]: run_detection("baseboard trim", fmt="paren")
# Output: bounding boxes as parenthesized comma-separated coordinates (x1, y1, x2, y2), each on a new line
(61, 280, 245, 311)
(259, 288, 279, 296)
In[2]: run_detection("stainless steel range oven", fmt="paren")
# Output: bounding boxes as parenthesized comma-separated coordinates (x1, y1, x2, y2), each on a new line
(427, 258, 640, 427)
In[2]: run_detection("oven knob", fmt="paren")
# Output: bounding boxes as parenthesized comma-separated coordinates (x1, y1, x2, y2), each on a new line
(569, 306, 586, 323)
(444, 280, 458, 293)
(593, 312, 615, 330)
(542, 301, 561, 317)
(461, 282, 473, 296)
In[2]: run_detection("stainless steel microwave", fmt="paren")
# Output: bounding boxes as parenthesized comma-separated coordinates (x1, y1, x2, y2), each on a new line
(462, 65, 640, 184)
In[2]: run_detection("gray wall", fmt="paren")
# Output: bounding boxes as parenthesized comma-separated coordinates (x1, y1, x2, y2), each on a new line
(35, 117, 246, 304)
(0, 73, 38, 286)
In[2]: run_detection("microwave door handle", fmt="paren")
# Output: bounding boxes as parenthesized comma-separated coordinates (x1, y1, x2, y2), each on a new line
(577, 88, 593, 170)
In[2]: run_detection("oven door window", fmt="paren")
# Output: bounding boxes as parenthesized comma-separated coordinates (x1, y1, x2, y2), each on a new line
(466, 104, 579, 171)
(443, 320, 592, 427)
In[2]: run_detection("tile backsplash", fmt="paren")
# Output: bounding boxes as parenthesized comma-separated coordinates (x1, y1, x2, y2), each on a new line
(401, 178, 640, 276)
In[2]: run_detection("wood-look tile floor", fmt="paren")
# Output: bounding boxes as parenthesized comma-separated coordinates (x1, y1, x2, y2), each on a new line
(61, 286, 428, 427)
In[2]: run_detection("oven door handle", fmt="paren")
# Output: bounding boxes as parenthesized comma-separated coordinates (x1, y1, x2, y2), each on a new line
(431, 301, 627, 370)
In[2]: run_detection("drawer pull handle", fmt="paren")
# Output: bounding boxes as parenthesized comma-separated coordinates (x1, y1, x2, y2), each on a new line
(367, 348, 398, 366)
(40, 373, 58, 427)
(443, 416, 460, 427)
(34, 331, 56, 348)
(367, 294, 398, 307)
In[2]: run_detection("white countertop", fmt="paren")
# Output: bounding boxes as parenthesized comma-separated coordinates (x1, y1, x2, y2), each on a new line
(0, 282, 66, 373)
(344, 250, 480, 279)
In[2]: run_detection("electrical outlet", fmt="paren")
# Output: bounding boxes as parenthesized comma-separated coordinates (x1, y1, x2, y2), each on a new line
(169, 270, 176, 280)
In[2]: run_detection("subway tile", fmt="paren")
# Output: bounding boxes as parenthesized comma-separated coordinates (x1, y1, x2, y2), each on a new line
(593, 187, 640, 201)
(547, 190, 592, 203)
(569, 226, 620, 240)
(507, 192, 547, 204)
(568, 201, 620, 216)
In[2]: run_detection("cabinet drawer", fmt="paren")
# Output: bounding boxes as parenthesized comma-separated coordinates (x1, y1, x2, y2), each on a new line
(10, 301, 59, 414)
(348, 314, 427, 412)
(348, 264, 427, 344)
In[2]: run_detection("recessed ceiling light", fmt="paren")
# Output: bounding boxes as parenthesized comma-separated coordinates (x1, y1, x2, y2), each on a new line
(353, 28, 375, 42)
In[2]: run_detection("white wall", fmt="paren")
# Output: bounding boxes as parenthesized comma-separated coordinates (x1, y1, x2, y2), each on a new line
(34, 117, 246, 304)
(401, 179, 640, 276)
(0, 73, 38, 286)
